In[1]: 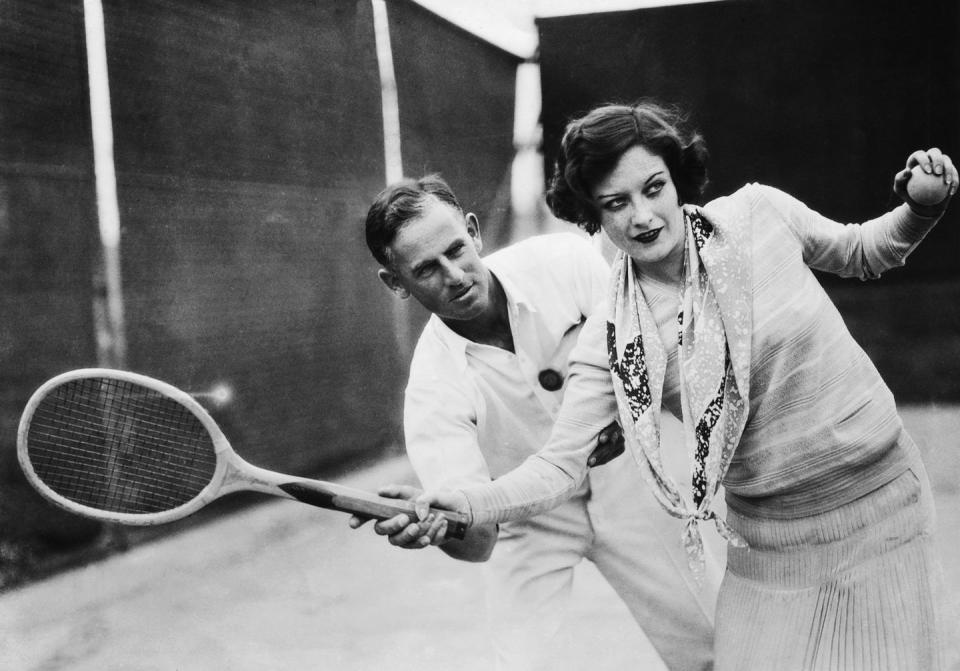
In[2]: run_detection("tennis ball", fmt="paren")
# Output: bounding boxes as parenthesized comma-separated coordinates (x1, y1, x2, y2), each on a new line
(907, 165, 950, 206)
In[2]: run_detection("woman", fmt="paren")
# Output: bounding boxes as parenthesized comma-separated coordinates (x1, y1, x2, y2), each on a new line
(416, 101, 956, 669)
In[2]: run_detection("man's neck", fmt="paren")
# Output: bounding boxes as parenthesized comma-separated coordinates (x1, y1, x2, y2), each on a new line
(443, 272, 514, 352)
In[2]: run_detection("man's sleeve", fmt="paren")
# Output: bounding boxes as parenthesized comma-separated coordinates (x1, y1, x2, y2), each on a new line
(461, 312, 617, 525)
(569, 235, 611, 318)
(404, 368, 492, 491)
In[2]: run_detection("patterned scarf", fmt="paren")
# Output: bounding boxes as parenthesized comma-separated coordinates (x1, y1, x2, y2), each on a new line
(606, 207, 753, 580)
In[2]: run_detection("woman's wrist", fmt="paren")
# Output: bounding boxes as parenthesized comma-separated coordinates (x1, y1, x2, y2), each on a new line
(902, 195, 948, 219)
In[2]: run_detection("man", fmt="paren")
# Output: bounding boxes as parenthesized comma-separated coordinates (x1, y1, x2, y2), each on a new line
(352, 174, 720, 670)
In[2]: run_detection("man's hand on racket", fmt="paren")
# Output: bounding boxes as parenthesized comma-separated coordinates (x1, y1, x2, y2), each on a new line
(352, 486, 496, 562)
(348, 484, 450, 548)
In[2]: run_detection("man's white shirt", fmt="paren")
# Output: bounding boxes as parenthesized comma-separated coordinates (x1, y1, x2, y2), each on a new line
(399, 232, 719, 671)
(403, 233, 609, 489)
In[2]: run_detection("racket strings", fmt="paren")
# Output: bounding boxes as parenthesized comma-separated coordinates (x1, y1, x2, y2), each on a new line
(26, 377, 218, 514)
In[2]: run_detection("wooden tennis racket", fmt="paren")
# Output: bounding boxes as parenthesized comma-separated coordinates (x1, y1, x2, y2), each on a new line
(17, 368, 468, 538)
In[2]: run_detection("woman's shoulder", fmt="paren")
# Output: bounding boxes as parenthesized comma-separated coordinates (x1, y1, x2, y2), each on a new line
(703, 183, 806, 223)
(488, 232, 602, 276)
(705, 182, 797, 208)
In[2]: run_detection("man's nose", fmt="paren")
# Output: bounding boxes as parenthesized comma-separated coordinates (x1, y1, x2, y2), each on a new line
(441, 260, 465, 285)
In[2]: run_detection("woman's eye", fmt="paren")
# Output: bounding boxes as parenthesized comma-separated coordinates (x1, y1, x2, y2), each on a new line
(603, 198, 626, 211)
(646, 181, 665, 196)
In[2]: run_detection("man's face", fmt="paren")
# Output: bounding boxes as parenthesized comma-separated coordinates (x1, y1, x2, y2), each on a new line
(379, 198, 491, 322)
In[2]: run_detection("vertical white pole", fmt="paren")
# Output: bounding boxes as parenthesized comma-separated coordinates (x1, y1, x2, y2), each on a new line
(370, 0, 411, 356)
(371, 0, 403, 185)
(83, 0, 127, 369)
(510, 60, 545, 242)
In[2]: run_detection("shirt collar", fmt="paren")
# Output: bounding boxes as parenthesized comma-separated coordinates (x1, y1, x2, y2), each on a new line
(430, 267, 536, 368)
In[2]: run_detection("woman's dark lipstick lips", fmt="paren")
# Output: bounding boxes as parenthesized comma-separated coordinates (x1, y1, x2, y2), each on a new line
(633, 227, 662, 243)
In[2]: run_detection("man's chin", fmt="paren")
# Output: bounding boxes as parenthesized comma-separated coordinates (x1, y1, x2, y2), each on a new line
(443, 298, 486, 322)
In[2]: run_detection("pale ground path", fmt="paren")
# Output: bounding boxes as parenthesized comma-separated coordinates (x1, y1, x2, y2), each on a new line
(2, 406, 958, 671)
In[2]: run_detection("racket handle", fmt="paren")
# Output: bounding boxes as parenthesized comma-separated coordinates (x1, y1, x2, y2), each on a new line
(278, 481, 469, 540)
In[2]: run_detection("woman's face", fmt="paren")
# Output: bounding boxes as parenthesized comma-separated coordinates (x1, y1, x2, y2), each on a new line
(591, 145, 686, 281)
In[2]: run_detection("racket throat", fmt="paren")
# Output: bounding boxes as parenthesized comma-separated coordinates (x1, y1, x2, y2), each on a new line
(221, 458, 351, 514)
(219, 457, 295, 498)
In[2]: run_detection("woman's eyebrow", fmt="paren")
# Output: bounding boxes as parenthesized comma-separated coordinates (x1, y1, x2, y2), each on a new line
(595, 170, 665, 199)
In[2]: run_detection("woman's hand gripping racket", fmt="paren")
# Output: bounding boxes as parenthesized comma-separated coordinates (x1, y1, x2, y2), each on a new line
(16, 368, 468, 538)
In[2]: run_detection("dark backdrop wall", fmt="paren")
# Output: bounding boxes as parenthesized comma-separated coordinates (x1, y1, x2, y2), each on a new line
(1, 1, 107, 554)
(536, 0, 960, 401)
(0, 0, 520, 586)
(389, 0, 519, 250)
(386, 0, 521, 351)
(102, 0, 393, 476)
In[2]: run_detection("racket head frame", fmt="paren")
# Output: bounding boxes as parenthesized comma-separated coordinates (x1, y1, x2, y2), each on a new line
(17, 367, 232, 525)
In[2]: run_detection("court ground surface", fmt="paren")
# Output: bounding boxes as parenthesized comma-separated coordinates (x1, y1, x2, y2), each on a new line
(2, 405, 958, 671)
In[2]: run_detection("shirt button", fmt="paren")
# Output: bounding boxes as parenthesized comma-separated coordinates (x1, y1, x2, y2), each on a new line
(538, 369, 563, 391)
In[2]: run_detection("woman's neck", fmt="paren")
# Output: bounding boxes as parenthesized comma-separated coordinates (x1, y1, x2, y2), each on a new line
(634, 246, 684, 287)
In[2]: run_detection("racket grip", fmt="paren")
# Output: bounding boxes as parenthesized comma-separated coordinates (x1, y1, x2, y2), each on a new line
(278, 481, 470, 540)
(434, 513, 468, 541)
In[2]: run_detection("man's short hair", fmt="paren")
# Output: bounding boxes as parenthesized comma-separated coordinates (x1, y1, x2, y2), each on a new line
(365, 174, 463, 267)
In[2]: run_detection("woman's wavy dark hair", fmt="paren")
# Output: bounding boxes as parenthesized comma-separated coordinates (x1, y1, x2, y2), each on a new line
(546, 100, 710, 234)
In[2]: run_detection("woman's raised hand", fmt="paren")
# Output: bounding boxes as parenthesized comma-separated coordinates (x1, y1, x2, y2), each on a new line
(894, 147, 957, 216)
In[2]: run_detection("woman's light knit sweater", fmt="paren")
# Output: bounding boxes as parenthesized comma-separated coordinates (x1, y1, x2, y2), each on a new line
(461, 184, 942, 524)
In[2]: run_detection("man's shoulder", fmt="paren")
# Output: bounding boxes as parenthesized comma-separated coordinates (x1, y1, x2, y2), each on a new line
(486, 232, 600, 279)
(408, 317, 463, 381)
(410, 316, 452, 362)
(488, 232, 593, 263)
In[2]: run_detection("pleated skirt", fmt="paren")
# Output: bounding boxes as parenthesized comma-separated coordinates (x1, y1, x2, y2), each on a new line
(715, 466, 951, 670)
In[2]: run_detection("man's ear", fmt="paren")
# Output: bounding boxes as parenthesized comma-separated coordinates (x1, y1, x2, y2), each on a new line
(466, 212, 482, 254)
(377, 268, 410, 298)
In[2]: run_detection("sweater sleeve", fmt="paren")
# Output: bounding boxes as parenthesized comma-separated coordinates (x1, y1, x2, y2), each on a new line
(753, 184, 943, 279)
(460, 311, 618, 524)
